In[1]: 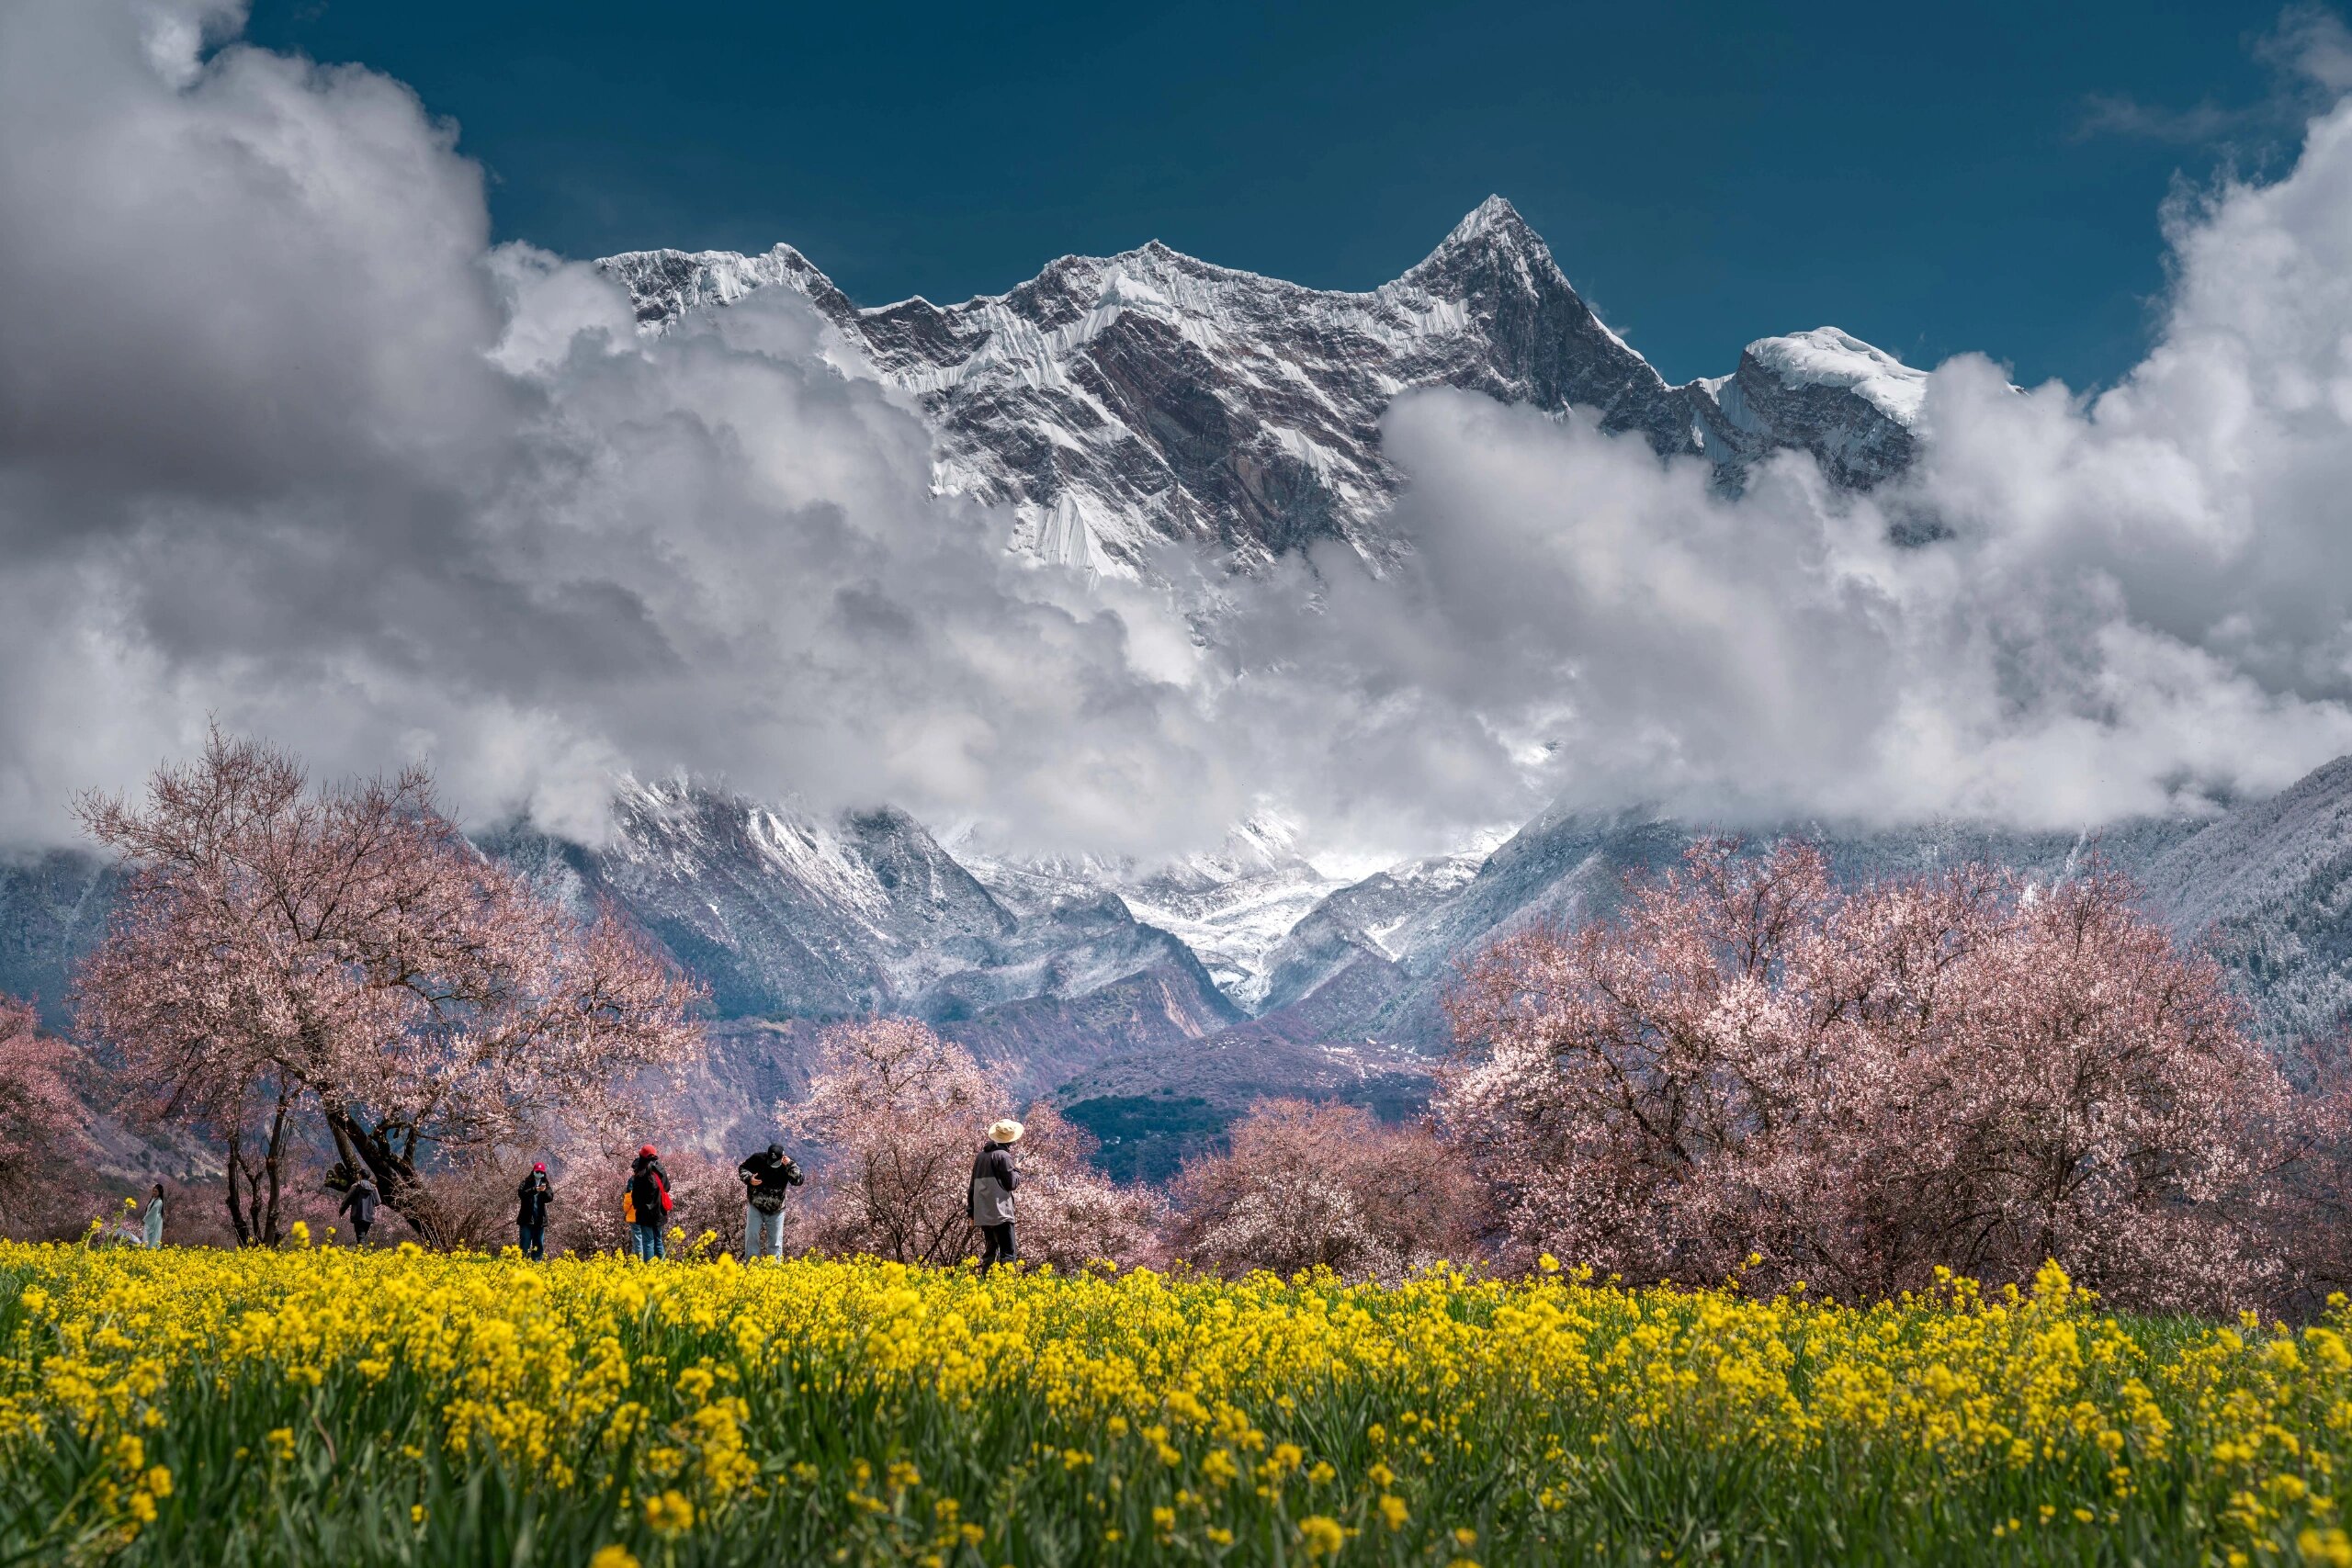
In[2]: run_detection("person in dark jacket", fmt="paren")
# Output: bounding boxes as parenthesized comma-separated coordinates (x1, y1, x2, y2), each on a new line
(626, 1145, 670, 1261)
(968, 1119, 1023, 1274)
(736, 1143, 804, 1261)
(338, 1174, 380, 1245)
(515, 1163, 554, 1259)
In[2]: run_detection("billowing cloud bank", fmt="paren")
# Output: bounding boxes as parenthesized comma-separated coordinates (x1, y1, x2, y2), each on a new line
(5, 0, 2352, 861)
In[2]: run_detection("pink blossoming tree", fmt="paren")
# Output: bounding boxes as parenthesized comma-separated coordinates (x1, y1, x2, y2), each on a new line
(791, 1017, 1159, 1269)
(1169, 1099, 1485, 1282)
(0, 993, 79, 1226)
(1438, 840, 2288, 1311)
(72, 729, 705, 1247)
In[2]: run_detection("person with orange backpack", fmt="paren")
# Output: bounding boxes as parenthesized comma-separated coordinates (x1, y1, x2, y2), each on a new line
(625, 1145, 672, 1260)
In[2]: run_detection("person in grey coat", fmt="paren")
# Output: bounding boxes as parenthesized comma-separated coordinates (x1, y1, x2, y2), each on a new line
(968, 1119, 1023, 1274)
(338, 1174, 380, 1245)
(141, 1183, 164, 1248)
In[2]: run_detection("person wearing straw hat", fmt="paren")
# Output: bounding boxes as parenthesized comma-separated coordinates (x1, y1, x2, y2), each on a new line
(968, 1118, 1023, 1274)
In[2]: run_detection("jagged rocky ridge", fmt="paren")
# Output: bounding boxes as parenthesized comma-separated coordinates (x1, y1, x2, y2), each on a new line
(600, 197, 1924, 575)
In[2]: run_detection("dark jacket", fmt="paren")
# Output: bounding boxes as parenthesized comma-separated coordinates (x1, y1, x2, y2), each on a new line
(737, 1150, 804, 1213)
(968, 1143, 1018, 1225)
(627, 1156, 669, 1223)
(516, 1173, 553, 1228)
(338, 1179, 380, 1225)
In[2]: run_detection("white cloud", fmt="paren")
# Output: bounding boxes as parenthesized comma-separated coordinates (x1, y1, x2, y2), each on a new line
(1280, 88, 2352, 834)
(6, 0, 2352, 866)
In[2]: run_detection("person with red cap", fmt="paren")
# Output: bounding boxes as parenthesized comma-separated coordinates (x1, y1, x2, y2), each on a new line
(626, 1145, 671, 1261)
(514, 1162, 555, 1260)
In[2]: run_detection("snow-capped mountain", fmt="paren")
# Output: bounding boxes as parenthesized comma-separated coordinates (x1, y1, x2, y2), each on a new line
(2138, 756, 2352, 1045)
(1203, 811, 2199, 1061)
(486, 777, 1235, 1043)
(960, 816, 1350, 1011)
(600, 198, 1922, 575)
(1689, 328, 1925, 491)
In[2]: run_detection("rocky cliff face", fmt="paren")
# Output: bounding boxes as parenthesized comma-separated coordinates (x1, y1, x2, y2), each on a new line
(479, 778, 1240, 1125)
(2137, 757, 2352, 1046)
(600, 198, 1923, 576)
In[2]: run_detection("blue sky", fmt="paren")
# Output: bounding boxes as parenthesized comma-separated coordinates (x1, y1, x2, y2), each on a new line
(253, 1, 2310, 390)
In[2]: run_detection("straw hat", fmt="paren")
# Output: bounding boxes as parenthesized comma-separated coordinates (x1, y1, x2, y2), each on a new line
(988, 1119, 1024, 1145)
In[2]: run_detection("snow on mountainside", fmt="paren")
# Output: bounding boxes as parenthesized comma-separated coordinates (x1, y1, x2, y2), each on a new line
(958, 816, 1351, 1011)
(1690, 328, 1925, 491)
(599, 198, 1923, 575)
(486, 778, 1233, 1030)
(2139, 756, 2352, 1045)
(1220, 810, 2212, 1061)
(478, 778, 1240, 1137)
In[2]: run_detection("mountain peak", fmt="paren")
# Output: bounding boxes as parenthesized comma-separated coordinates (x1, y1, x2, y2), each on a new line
(1421, 195, 1540, 258)
(1456, 194, 1526, 235)
(602, 208, 1928, 573)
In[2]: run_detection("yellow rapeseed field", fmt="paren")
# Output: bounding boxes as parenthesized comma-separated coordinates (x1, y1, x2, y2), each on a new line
(1, 1235, 2346, 1565)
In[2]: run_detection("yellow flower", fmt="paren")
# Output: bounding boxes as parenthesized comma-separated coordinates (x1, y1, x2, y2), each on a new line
(643, 1490, 694, 1536)
(589, 1550, 641, 1568)
(1378, 1494, 1409, 1529)
(1296, 1516, 1345, 1558)
(2301, 1528, 2352, 1568)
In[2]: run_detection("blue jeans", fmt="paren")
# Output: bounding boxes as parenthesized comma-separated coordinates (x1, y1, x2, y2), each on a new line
(630, 1222, 665, 1261)
(516, 1223, 544, 1259)
(744, 1202, 786, 1260)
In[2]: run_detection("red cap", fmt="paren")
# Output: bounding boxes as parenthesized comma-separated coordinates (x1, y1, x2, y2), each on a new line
(532, 1162, 546, 1173)
(639, 1144, 658, 1158)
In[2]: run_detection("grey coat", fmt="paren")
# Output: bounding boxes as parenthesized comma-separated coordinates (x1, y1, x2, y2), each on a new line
(968, 1143, 1018, 1225)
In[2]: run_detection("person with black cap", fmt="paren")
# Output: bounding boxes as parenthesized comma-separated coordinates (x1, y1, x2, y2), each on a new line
(735, 1142, 804, 1260)
(515, 1162, 554, 1259)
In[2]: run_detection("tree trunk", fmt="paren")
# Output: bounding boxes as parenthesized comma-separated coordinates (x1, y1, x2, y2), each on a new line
(322, 1105, 441, 1247)
(222, 1131, 255, 1247)
(221, 1086, 294, 1247)
(261, 1093, 288, 1245)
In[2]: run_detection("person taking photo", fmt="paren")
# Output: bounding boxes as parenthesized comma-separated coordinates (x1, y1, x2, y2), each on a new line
(515, 1163, 554, 1259)
(735, 1142, 804, 1260)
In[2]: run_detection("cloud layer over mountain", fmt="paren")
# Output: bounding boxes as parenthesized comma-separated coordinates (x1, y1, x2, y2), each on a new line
(6, 0, 2352, 861)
